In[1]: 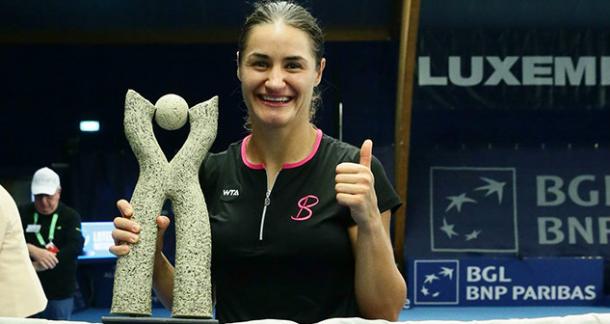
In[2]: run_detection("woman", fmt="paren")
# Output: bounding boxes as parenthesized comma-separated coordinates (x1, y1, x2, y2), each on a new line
(111, 1, 406, 322)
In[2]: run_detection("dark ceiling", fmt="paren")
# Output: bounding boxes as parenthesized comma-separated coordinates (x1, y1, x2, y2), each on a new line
(0, 0, 398, 43)
(2, 0, 609, 44)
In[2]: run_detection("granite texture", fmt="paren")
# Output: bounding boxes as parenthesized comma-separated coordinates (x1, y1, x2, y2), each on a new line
(111, 89, 217, 318)
(154, 94, 189, 131)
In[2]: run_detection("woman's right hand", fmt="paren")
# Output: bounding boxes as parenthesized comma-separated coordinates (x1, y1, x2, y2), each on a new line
(109, 199, 171, 256)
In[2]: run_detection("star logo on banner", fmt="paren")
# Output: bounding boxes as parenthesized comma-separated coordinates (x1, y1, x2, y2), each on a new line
(465, 230, 482, 241)
(424, 273, 439, 284)
(431, 169, 517, 250)
(475, 177, 506, 204)
(421, 286, 430, 296)
(439, 267, 454, 279)
(445, 193, 477, 213)
(415, 260, 459, 305)
(440, 218, 458, 239)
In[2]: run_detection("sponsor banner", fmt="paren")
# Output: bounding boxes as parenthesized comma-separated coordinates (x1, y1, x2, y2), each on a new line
(408, 258, 604, 306)
(405, 148, 610, 257)
(413, 29, 610, 110)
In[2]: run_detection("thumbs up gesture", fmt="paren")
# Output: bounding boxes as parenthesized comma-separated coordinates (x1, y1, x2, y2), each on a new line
(335, 139, 380, 225)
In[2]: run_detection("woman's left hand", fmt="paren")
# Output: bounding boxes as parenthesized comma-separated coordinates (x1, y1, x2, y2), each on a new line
(335, 139, 380, 225)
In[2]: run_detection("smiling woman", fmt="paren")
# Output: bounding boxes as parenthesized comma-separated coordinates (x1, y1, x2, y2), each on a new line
(237, 0, 325, 129)
(109, 1, 405, 323)
(237, 22, 325, 135)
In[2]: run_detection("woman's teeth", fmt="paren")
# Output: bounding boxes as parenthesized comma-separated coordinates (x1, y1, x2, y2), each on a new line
(262, 95, 290, 103)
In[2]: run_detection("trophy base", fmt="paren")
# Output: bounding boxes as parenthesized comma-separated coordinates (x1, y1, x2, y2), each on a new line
(101, 316, 218, 324)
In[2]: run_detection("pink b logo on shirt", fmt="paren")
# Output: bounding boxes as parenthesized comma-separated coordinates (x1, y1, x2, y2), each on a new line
(291, 195, 319, 221)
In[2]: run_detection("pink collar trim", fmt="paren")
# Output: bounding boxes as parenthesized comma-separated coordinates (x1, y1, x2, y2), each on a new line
(241, 129, 323, 170)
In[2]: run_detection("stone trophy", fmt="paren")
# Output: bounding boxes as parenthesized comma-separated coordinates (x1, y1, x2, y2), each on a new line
(102, 90, 218, 323)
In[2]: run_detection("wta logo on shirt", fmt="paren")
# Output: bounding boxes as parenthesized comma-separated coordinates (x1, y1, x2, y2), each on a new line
(291, 195, 319, 221)
(223, 189, 240, 196)
(221, 187, 240, 202)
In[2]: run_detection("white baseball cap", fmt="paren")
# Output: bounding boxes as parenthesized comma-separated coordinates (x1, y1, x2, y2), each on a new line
(31, 167, 61, 195)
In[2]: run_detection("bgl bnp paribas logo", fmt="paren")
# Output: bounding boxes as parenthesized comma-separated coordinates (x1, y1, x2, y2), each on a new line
(414, 260, 459, 305)
(430, 167, 518, 253)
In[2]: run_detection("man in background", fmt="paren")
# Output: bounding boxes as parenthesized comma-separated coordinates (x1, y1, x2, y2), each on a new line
(20, 167, 84, 320)
(0, 184, 47, 317)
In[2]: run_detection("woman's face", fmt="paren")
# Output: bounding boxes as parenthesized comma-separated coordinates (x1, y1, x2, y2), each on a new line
(238, 22, 325, 130)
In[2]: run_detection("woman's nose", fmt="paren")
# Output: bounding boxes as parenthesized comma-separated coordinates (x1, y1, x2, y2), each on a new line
(265, 67, 286, 89)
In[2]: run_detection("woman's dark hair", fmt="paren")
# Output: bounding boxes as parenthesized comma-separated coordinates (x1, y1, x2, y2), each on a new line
(238, 1, 324, 66)
(238, 1, 325, 126)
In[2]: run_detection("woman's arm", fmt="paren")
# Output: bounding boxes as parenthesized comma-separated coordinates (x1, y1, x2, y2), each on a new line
(152, 247, 175, 309)
(336, 140, 406, 320)
(348, 210, 406, 320)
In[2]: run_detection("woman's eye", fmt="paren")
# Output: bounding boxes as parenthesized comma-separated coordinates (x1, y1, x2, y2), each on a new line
(252, 61, 269, 68)
(286, 62, 302, 70)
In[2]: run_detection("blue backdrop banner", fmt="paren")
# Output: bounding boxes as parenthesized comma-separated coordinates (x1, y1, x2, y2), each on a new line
(407, 257, 604, 306)
(405, 148, 610, 258)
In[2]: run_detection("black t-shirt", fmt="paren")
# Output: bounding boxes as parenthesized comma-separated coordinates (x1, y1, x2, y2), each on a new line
(202, 130, 401, 323)
(19, 202, 84, 300)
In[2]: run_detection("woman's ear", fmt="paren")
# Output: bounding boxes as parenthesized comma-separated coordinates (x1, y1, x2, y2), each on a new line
(315, 58, 326, 86)
(236, 51, 241, 81)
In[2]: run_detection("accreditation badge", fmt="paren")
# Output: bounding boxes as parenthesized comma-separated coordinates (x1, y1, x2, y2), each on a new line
(26, 224, 41, 233)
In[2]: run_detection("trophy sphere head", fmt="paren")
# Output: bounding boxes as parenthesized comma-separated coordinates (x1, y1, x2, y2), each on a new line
(154, 94, 189, 130)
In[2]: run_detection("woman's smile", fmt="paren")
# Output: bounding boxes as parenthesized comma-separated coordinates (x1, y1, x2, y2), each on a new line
(257, 94, 294, 107)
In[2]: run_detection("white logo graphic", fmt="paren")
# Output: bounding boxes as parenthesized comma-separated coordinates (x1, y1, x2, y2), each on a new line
(418, 56, 610, 87)
(430, 167, 518, 253)
(222, 189, 240, 197)
(414, 260, 459, 305)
